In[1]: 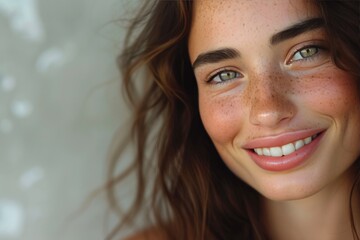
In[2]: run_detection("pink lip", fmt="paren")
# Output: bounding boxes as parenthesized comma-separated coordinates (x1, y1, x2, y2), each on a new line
(243, 129, 324, 149)
(244, 129, 325, 172)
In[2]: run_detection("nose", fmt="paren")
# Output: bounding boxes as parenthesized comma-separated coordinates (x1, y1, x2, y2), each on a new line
(248, 73, 296, 128)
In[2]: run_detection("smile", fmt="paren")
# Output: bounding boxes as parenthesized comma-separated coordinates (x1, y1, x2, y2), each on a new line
(253, 134, 319, 157)
(244, 129, 325, 172)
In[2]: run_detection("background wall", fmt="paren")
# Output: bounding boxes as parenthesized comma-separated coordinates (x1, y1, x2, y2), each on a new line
(0, 0, 134, 239)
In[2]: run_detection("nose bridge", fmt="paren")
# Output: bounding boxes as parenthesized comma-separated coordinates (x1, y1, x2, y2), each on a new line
(247, 70, 296, 127)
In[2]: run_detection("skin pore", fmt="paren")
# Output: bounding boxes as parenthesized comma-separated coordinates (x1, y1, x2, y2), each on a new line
(189, 0, 360, 239)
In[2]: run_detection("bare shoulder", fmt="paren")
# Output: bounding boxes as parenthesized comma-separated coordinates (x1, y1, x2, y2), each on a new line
(124, 227, 167, 240)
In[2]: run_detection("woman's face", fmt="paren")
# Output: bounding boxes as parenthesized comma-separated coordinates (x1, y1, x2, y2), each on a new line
(189, 0, 360, 201)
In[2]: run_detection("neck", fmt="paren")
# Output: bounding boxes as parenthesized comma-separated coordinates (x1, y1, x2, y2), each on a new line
(263, 174, 360, 240)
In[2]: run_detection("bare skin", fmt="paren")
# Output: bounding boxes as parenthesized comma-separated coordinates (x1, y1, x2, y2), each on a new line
(263, 170, 359, 240)
(189, 0, 360, 239)
(126, 0, 360, 239)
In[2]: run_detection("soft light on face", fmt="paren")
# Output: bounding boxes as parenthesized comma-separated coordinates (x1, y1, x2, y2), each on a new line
(189, 0, 360, 201)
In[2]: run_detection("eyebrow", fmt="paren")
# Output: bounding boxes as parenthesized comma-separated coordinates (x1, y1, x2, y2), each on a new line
(270, 17, 324, 45)
(192, 48, 240, 70)
(192, 17, 324, 70)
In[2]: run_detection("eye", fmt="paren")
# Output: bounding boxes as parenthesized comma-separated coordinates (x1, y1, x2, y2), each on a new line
(208, 70, 242, 84)
(290, 46, 320, 62)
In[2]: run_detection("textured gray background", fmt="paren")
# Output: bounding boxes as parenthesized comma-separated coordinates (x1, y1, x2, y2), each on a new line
(0, 0, 136, 239)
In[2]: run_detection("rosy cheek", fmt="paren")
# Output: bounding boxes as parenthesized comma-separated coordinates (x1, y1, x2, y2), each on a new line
(294, 69, 359, 116)
(199, 93, 245, 144)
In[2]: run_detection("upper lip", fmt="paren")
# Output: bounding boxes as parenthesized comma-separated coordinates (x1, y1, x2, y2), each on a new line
(242, 129, 325, 149)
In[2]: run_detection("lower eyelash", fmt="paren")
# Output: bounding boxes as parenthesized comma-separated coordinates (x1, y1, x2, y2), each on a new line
(288, 46, 328, 65)
(207, 69, 241, 84)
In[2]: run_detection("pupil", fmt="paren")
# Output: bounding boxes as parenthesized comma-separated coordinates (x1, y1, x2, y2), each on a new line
(221, 71, 234, 80)
(301, 47, 317, 58)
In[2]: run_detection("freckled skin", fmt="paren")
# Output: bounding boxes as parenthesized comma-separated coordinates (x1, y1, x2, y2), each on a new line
(189, 0, 360, 202)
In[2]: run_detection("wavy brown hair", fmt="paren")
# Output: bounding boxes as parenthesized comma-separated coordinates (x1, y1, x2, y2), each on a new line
(106, 0, 360, 239)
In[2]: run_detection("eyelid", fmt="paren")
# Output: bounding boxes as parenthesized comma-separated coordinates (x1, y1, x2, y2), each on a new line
(285, 40, 328, 65)
(289, 45, 324, 63)
(206, 67, 242, 83)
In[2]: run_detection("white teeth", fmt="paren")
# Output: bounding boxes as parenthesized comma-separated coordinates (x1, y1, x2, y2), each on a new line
(254, 148, 263, 155)
(295, 140, 304, 150)
(282, 143, 295, 155)
(253, 134, 316, 157)
(304, 137, 312, 144)
(270, 147, 283, 157)
(263, 148, 271, 156)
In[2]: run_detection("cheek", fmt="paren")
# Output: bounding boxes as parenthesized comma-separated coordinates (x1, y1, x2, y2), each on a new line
(199, 93, 245, 144)
(295, 70, 360, 116)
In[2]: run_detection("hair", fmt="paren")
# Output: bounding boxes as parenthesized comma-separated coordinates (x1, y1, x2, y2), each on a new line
(106, 0, 360, 239)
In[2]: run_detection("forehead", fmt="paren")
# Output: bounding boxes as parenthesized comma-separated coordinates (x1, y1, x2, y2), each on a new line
(188, 0, 318, 60)
(191, 0, 312, 22)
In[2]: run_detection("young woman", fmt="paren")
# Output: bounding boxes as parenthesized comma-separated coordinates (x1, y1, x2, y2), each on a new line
(107, 0, 360, 239)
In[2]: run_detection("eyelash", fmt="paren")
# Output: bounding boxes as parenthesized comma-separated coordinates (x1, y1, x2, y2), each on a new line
(288, 44, 327, 64)
(207, 69, 242, 84)
(204, 44, 327, 84)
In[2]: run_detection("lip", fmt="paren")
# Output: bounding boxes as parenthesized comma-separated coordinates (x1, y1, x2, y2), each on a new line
(243, 129, 325, 149)
(244, 129, 325, 172)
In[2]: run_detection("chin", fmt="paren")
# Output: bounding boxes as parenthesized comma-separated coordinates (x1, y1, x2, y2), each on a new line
(259, 187, 319, 202)
(248, 174, 327, 202)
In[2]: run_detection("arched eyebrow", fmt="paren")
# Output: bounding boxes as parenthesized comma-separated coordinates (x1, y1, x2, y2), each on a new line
(192, 48, 240, 70)
(270, 17, 324, 45)
(192, 18, 324, 70)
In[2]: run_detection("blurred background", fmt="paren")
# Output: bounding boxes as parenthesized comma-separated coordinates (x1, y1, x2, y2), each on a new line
(0, 0, 135, 239)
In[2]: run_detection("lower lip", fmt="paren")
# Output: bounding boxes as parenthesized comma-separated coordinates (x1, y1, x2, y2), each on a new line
(246, 132, 324, 172)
